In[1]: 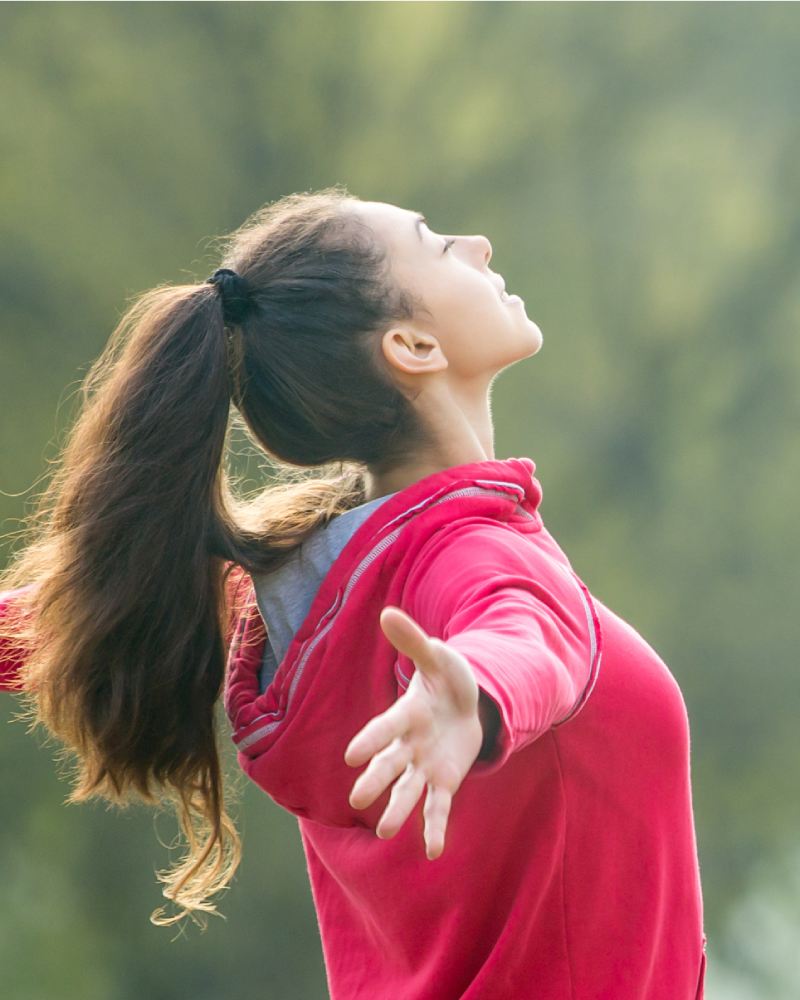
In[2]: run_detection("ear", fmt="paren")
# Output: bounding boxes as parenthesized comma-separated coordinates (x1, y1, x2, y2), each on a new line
(380, 326, 448, 376)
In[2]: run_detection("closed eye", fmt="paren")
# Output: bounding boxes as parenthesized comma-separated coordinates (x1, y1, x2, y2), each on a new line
(442, 237, 456, 255)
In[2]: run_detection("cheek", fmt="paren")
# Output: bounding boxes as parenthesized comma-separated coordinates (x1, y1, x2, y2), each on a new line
(451, 282, 504, 331)
(444, 295, 510, 374)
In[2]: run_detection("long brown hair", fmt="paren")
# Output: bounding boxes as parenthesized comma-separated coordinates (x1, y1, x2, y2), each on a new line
(0, 185, 435, 930)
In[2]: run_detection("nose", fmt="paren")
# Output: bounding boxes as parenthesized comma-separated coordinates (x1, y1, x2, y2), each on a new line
(453, 232, 492, 269)
(467, 234, 492, 266)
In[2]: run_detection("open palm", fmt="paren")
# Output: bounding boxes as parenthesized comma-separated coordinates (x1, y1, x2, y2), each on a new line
(344, 605, 483, 860)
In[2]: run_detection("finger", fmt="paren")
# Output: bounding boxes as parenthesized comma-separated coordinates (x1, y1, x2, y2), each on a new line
(348, 739, 413, 811)
(380, 606, 446, 679)
(375, 763, 427, 840)
(344, 698, 413, 768)
(423, 784, 453, 860)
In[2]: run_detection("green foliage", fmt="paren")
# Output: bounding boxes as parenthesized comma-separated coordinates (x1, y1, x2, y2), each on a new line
(2, 3, 798, 996)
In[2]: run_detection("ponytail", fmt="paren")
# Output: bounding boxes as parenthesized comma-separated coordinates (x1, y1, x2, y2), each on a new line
(0, 185, 440, 930)
(2, 281, 245, 928)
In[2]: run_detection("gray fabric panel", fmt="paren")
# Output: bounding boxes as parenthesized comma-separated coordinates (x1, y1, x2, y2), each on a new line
(252, 492, 398, 694)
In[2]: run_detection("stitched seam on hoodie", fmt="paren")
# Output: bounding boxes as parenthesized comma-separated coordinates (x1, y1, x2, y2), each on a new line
(550, 731, 576, 1000)
(552, 569, 603, 728)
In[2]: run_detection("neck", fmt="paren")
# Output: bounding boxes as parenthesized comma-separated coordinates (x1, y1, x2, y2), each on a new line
(364, 380, 495, 502)
(366, 379, 494, 502)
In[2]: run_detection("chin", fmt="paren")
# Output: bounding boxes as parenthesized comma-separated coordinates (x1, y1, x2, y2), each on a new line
(521, 318, 543, 354)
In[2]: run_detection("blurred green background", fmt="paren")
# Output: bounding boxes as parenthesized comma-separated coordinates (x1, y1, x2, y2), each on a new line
(1, 3, 798, 998)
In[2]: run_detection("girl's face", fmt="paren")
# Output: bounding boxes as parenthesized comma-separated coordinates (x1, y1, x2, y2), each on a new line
(353, 200, 542, 384)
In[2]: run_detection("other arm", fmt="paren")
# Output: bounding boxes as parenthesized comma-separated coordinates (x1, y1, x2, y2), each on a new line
(0, 584, 36, 692)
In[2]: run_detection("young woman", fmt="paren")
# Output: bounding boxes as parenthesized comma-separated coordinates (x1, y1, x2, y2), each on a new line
(0, 186, 706, 998)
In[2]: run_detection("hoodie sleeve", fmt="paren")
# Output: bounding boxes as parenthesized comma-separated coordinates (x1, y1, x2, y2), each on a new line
(0, 585, 35, 692)
(401, 522, 600, 775)
(223, 563, 253, 649)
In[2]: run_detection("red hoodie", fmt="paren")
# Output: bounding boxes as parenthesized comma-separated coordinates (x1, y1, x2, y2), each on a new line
(224, 457, 706, 998)
(2, 456, 706, 998)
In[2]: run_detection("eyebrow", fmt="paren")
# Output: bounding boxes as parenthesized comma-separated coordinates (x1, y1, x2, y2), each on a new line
(413, 213, 427, 242)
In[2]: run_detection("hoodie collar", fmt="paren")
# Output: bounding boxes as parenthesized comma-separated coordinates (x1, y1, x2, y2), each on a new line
(382, 454, 542, 520)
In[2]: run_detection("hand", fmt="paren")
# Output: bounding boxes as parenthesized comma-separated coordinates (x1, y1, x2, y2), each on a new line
(344, 605, 484, 860)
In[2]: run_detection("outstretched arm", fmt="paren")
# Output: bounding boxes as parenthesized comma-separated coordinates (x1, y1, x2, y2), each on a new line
(345, 522, 599, 858)
(401, 521, 600, 774)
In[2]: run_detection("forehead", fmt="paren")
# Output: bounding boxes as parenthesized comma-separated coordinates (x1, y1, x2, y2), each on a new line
(356, 201, 420, 249)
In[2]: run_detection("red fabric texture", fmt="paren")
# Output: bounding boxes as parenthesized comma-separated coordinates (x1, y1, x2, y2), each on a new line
(0, 582, 35, 692)
(223, 457, 707, 999)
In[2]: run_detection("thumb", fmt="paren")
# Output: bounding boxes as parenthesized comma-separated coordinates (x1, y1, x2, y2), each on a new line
(380, 605, 444, 677)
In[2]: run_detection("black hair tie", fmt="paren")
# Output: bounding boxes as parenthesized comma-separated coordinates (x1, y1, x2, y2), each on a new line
(205, 267, 254, 326)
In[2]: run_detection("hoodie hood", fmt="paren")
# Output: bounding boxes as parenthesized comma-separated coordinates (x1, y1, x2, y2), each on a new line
(223, 455, 543, 826)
